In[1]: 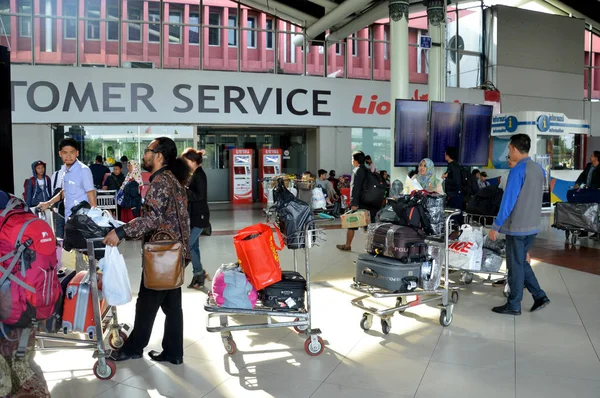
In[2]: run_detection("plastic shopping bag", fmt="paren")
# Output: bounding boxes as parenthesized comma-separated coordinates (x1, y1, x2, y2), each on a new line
(311, 188, 327, 210)
(234, 223, 284, 289)
(448, 224, 483, 271)
(99, 246, 132, 306)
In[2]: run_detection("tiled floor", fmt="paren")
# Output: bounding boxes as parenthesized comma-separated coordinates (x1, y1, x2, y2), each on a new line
(36, 208, 600, 398)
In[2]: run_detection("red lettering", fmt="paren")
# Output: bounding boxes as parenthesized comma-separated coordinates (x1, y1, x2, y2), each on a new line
(459, 242, 473, 253)
(352, 95, 367, 114)
(368, 95, 378, 114)
(376, 101, 390, 115)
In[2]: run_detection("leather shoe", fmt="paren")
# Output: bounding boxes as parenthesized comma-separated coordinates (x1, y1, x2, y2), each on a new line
(110, 349, 142, 362)
(530, 296, 550, 312)
(148, 350, 183, 365)
(492, 304, 521, 316)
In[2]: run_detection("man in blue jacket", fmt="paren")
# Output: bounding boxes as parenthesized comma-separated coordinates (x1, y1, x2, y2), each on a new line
(488, 134, 550, 315)
(24, 160, 52, 207)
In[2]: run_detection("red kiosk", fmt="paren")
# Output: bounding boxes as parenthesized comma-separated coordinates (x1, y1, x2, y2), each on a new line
(258, 148, 283, 203)
(230, 149, 254, 204)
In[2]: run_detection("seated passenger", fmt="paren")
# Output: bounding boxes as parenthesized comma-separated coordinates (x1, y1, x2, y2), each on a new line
(574, 151, 600, 189)
(316, 169, 338, 204)
(414, 158, 444, 194)
(478, 172, 490, 188)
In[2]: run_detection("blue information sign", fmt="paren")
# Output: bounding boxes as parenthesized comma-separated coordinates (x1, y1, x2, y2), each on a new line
(394, 100, 429, 167)
(429, 102, 461, 164)
(420, 36, 432, 49)
(459, 104, 494, 167)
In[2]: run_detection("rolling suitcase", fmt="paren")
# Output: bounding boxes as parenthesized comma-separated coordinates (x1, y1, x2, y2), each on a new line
(566, 188, 600, 203)
(61, 270, 108, 339)
(258, 271, 306, 311)
(355, 253, 422, 292)
(365, 222, 427, 262)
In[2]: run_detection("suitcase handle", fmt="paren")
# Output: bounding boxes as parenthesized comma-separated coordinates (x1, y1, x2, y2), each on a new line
(362, 268, 378, 278)
(407, 242, 428, 261)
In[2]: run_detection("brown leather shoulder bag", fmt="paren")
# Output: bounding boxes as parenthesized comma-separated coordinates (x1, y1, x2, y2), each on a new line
(142, 195, 185, 290)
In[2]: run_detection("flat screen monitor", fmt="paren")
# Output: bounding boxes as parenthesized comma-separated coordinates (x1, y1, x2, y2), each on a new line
(394, 99, 429, 166)
(429, 102, 461, 164)
(234, 166, 246, 175)
(460, 104, 494, 166)
(263, 166, 276, 174)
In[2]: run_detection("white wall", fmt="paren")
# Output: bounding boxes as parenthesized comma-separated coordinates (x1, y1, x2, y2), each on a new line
(12, 124, 55, 198)
(316, 127, 352, 176)
(486, 6, 585, 120)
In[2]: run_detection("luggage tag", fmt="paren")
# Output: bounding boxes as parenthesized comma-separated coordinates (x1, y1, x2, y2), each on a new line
(285, 297, 297, 308)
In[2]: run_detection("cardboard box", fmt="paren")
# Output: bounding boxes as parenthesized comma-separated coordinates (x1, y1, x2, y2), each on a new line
(341, 210, 371, 229)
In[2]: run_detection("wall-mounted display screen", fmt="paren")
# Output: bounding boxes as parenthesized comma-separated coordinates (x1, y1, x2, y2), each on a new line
(460, 104, 493, 166)
(429, 102, 461, 164)
(394, 100, 429, 166)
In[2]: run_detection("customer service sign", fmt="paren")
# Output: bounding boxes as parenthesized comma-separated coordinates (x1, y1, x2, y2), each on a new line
(11, 65, 484, 127)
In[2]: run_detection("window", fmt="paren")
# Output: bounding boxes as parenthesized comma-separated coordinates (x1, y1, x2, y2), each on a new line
(228, 12, 237, 47)
(247, 16, 256, 48)
(351, 33, 358, 57)
(127, 1, 142, 42)
(0, 1, 11, 35)
(335, 43, 342, 55)
(208, 11, 220, 46)
(18, 0, 32, 38)
(168, 10, 181, 44)
(384, 29, 389, 61)
(107, 0, 119, 41)
(85, 0, 100, 40)
(148, 5, 159, 43)
(63, 0, 77, 39)
(266, 19, 273, 49)
(190, 12, 200, 45)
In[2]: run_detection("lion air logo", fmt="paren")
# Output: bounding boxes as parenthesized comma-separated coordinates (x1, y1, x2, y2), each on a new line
(40, 230, 53, 244)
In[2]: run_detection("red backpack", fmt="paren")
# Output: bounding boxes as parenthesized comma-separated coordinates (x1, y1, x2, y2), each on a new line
(0, 197, 61, 329)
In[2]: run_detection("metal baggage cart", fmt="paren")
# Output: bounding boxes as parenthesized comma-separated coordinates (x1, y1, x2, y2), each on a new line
(349, 210, 461, 335)
(551, 202, 600, 246)
(96, 190, 118, 220)
(36, 238, 131, 381)
(204, 222, 328, 357)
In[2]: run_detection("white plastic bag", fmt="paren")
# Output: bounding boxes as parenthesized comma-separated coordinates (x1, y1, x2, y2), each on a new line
(449, 224, 483, 271)
(99, 246, 132, 306)
(311, 187, 327, 209)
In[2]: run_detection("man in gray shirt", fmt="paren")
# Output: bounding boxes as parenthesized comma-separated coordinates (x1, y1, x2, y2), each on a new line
(489, 134, 550, 315)
(316, 169, 337, 203)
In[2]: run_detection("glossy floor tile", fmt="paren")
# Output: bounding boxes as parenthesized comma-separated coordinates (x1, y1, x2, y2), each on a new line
(31, 211, 600, 397)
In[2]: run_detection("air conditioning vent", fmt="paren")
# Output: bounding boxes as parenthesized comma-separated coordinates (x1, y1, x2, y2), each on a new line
(81, 63, 106, 68)
(448, 35, 464, 63)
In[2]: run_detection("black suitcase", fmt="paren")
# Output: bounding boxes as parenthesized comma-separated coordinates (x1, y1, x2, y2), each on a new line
(259, 271, 306, 311)
(355, 253, 422, 292)
(365, 223, 427, 262)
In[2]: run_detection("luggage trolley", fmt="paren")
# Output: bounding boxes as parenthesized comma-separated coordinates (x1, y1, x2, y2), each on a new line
(204, 222, 328, 356)
(96, 190, 118, 220)
(350, 210, 461, 335)
(551, 202, 600, 246)
(35, 238, 130, 380)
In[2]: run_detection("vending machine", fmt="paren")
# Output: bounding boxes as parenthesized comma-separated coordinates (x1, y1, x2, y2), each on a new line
(230, 148, 253, 204)
(259, 148, 282, 203)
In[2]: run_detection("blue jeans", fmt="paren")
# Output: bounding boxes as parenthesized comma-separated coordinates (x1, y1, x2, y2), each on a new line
(506, 234, 546, 311)
(190, 227, 204, 276)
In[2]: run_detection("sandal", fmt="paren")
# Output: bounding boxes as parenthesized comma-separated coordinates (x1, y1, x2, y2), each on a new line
(336, 244, 351, 251)
(187, 275, 201, 289)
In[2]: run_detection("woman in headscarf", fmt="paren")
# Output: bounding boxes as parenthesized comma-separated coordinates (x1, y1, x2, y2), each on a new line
(119, 160, 144, 223)
(414, 158, 444, 194)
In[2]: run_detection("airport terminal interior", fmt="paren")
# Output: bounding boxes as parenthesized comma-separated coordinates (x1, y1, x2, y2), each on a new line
(2, 0, 600, 397)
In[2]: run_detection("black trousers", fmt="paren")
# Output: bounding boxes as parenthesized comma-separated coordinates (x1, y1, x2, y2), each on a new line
(121, 275, 184, 359)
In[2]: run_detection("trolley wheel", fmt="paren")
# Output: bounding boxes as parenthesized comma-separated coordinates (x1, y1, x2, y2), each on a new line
(570, 234, 578, 246)
(108, 331, 128, 350)
(304, 336, 325, 356)
(462, 272, 473, 285)
(395, 298, 406, 314)
(564, 230, 570, 242)
(381, 319, 392, 335)
(360, 314, 372, 331)
(451, 290, 459, 304)
(293, 317, 308, 333)
(223, 337, 237, 355)
(93, 359, 116, 380)
(439, 309, 453, 327)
